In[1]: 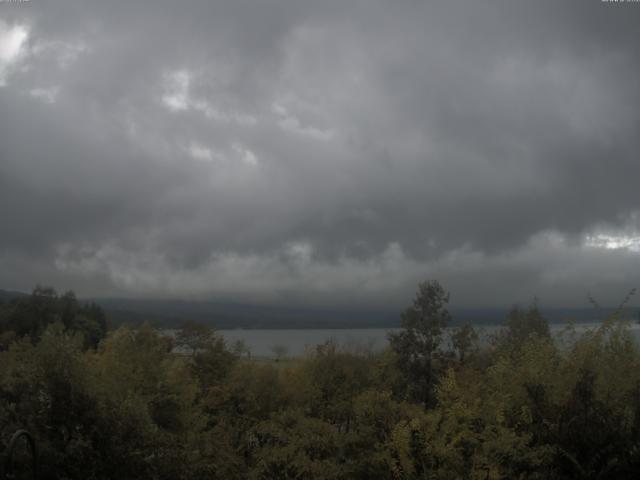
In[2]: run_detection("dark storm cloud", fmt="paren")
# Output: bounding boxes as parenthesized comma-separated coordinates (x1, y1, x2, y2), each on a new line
(1, 0, 640, 307)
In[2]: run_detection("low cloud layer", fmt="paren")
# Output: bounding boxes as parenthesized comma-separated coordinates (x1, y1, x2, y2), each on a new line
(1, 1, 640, 308)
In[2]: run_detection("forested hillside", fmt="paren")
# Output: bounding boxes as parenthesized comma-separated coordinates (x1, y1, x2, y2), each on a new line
(1, 283, 640, 479)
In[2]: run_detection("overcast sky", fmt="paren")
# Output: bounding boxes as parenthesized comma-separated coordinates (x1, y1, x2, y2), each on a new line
(1, 0, 640, 308)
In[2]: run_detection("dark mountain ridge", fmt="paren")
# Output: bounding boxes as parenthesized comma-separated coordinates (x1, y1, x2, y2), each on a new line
(2, 289, 637, 329)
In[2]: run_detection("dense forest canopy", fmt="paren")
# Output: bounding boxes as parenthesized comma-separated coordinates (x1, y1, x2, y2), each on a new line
(0, 287, 107, 351)
(1, 283, 640, 479)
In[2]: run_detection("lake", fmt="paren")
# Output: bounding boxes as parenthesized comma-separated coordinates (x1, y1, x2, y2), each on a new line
(214, 322, 640, 358)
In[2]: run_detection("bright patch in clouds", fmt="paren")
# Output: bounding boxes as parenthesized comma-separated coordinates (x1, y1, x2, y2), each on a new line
(187, 142, 216, 162)
(199, 103, 257, 125)
(272, 101, 334, 141)
(0, 22, 29, 86)
(186, 141, 257, 166)
(161, 69, 257, 125)
(585, 234, 640, 252)
(232, 143, 258, 166)
(162, 70, 191, 111)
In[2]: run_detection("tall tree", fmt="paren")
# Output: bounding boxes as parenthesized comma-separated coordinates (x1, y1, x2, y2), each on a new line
(176, 320, 214, 356)
(451, 323, 478, 363)
(389, 280, 451, 408)
(493, 299, 550, 355)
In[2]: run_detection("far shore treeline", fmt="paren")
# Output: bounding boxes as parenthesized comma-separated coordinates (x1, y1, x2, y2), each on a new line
(1, 282, 640, 478)
(1, 287, 633, 330)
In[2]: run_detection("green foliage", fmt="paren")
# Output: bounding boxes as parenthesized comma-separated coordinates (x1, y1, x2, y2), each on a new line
(300, 341, 374, 427)
(176, 320, 214, 355)
(451, 323, 479, 363)
(493, 300, 551, 356)
(0, 325, 98, 478)
(0, 286, 107, 350)
(250, 410, 343, 480)
(389, 280, 452, 407)
(3, 284, 640, 479)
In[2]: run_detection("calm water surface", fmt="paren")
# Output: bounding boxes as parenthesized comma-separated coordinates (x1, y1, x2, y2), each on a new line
(215, 322, 640, 358)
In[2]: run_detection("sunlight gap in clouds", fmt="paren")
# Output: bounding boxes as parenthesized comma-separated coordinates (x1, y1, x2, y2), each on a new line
(0, 22, 29, 86)
(585, 234, 640, 252)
